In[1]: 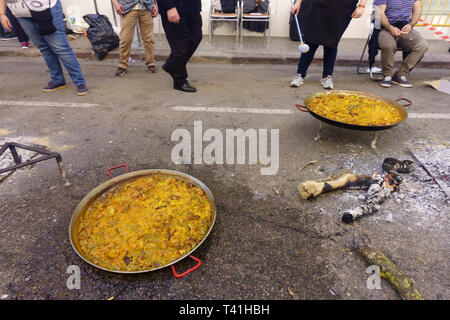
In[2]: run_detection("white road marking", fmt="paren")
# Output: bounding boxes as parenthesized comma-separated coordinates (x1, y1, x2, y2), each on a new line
(408, 113, 450, 119)
(0, 101, 100, 108)
(171, 106, 294, 115)
(172, 106, 450, 120)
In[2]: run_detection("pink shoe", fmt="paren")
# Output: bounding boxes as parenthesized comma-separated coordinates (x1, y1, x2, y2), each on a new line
(21, 42, 31, 49)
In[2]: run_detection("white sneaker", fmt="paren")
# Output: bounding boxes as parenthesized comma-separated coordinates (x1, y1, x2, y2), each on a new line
(320, 76, 334, 90)
(290, 74, 304, 87)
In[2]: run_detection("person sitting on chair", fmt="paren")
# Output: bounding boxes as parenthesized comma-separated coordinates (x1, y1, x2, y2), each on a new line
(375, 0, 428, 88)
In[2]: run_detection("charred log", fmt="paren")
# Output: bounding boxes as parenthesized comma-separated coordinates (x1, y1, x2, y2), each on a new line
(298, 172, 377, 200)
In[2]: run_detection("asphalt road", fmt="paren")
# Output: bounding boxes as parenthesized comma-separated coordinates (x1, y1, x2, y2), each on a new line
(0, 56, 449, 300)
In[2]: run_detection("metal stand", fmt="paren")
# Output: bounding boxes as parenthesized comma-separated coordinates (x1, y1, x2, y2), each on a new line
(0, 142, 72, 187)
(315, 122, 322, 142)
(371, 132, 379, 149)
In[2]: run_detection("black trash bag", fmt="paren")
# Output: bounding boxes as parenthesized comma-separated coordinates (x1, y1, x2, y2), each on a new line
(83, 14, 119, 60)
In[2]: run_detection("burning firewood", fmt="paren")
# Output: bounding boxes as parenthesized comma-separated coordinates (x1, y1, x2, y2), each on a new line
(298, 171, 377, 200)
(353, 233, 424, 300)
(298, 158, 412, 223)
(341, 173, 402, 223)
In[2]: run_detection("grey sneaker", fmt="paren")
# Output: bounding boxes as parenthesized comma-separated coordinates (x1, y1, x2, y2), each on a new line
(290, 74, 304, 87)
(147, 65, 157, 73)
(320, 76, 334, 90)
(392, 74, 413, 88)
(380, 76, 392, 88)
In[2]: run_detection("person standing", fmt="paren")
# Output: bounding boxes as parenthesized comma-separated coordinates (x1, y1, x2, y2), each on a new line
(158, 0, 202, 93)
(290, 0, 367, 89)
(0, 0, 88, 95)
(6, 7, 31, 48)
(112, 0, 158, 76)
(375, 0, 428, 88)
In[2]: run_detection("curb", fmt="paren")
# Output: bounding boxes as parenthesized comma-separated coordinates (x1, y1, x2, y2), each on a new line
(1, 47, 448, 69)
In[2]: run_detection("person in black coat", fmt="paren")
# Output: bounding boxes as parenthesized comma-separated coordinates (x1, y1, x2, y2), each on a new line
(158, 0, 202, 92)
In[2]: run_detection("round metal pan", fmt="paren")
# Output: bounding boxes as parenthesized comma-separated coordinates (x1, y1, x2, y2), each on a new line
(297, 90, 411, 131)
(69, 167, 216, 274)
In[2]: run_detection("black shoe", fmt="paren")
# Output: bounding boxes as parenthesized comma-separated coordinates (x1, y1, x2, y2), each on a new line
(115, 67, 127, 77)
(174, 82, 197, 93)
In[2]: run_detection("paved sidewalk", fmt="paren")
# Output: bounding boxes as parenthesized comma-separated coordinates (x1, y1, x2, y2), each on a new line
(1, 34, 449, 68)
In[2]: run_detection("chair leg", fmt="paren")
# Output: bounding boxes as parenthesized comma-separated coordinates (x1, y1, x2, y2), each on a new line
(209, 19, 212, 42)
(357, 35, 370, 75)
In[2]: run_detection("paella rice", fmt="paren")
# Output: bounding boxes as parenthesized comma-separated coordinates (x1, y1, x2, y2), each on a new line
(75, 174, 213, 272)
(307, 92, 403, 126)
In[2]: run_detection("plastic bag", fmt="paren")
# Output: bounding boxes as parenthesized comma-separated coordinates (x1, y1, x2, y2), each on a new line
(83, 14, 119, 60)
(66, 5, 89, 34)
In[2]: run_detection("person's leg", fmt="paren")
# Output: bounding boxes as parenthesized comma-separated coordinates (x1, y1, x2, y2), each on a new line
(185, 13, 202, 64)
(17, 17, 66, 86)
(137, 10, 155, 68)
(378, 29, 398, 77)
(396, 29, 428, 76)
(6, 8, 29, 43)
(296, 42, 319, 78)
(161, 13, 191, 86)
(119, 10, 138, 70)
(41, 1, 85, 87)
(322, 46, 338, 78)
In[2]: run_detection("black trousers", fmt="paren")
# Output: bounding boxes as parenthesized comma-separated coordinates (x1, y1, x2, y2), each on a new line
(6, 8, 29, 42)
(161, 12, 202, 86)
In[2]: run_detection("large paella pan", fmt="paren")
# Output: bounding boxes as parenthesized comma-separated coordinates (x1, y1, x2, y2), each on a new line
(69, 165, 216, 276)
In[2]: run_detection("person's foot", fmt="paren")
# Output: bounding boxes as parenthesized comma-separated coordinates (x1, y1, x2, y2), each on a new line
(290, 74, 304, 87)
(392, 74, 413, 88)
(147, 65, 157, 73)
(76, 84, 89, 96)
(42, 82, 67, 92)
(380, 76, 392, 88)
(320, 76, 334, 90)
(0, 32, 17, 41)
(174, 81, 197, 93)
(21, 42, 31, 49)
(115, 67, 127, 76)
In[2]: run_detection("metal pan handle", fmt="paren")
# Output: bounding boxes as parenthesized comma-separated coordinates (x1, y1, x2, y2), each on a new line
(107, 164, 130, 179)
(295, 104, 309, 112)
(395, 98, 413, 107)
(171, 255, 202, 279)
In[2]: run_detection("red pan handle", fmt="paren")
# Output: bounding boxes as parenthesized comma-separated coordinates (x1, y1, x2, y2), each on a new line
(171, 255, 202, 279)
(295, 104, 309, 112)
(396, 98, 413, 107)
(107, 164, 130, 179)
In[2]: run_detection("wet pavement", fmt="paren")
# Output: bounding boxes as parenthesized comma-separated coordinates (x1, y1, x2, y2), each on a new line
(0, 56, 449, 300)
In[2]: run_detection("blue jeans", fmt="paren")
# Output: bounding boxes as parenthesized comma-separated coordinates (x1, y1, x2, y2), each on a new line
(17, 0, 86, 86)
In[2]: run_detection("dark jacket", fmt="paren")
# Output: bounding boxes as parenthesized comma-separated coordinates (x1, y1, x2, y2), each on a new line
(243, 0, 269, 13)
(158, 0, 202, 16)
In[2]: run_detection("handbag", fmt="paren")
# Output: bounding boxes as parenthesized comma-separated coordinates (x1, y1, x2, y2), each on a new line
(22, 0, 57, 35)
